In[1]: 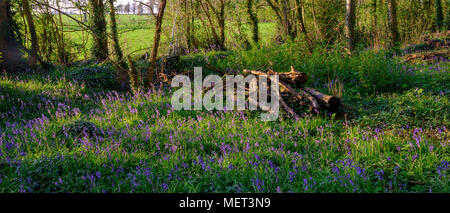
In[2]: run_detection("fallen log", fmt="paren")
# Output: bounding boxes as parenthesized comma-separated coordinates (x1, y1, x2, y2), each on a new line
(425, 38, 449, 49)
(243, 69, 321, 111)
(211, 64, 308, 86)
(244, 70, 320, 112)
(204, 64, 342, 119)
(243, 69, 321, 110)
(303, 87, 340, 111)
(267, 66, 308, 86)
(297, 89, 321, 110)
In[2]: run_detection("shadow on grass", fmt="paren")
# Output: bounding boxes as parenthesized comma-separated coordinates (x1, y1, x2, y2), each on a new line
(0, 78, 101, 127)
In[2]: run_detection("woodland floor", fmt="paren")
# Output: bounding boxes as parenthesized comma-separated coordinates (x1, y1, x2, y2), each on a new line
(0, 34, 448, 193)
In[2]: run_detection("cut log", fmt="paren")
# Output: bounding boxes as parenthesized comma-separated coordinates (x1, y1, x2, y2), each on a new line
(302, 87, 340, 111)
(223, 66, 307, 86)
(267, 66, 308, 86)
(297, 89, 321, 110)
(205, 64, 343, 119)
(243, 69, 320, 110)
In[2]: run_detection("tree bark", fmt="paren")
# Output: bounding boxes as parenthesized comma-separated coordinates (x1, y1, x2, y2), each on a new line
(295, 0, 313, 53)
(246, 0, 259, 44)
(0, 0, 22, 71)
(311, 0, 321, 39)
(281, 0, 294, 39)
(127, 55, 140, 92)
(371, 0, 377, 42)
(265, 0, 283, 26)
(203, 0, 226, 49)
(89, 0, 109, 61)
(303, 87, 340, 111)
(108, 0, 126, 68)
(435, 0, 444, 31)
(183, 0, 193, 51)
(147, 0, 167, 86)
(267, 66, 308, 87)
(387, 0, 399, 49)
(22, 0, 39, 67)
(243, 69, 321, 110)
(218, 0, 225, 49)
(199, 0, 225, 50)
(344, 0, 356, 54)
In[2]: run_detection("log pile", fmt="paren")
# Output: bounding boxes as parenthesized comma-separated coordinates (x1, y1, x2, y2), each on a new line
(206, 64, 341, 120)
(404, 52, 449, 63)
(424, 38, 449, 49)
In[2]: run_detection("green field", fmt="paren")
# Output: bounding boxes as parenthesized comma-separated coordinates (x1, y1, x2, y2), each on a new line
(62, 15, 277, 59)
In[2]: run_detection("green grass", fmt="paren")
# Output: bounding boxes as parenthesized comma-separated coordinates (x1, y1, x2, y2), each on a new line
(0, 41, 448, 193)
(61, 14, 278, 59)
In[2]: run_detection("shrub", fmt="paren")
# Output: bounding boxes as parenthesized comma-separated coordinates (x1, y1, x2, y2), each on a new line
(65, 64, 118, 90)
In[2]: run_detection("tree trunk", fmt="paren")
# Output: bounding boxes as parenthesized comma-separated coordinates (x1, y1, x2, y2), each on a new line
(246, 0, 259, 44)
(0, 0, 22, 72)
(435, 0, 444, 31)
(217, 0, 226, 49)
(199, 0, 224, 50)
(311, 0, 321, 39)
(127, 55, 140, 93)
(371, 0, 377, 44)
(147, 0, 167, 86)
(265, 0, 290, 40)
(22, 0, 39, 67)
(344, 0, 356, 54)
(108, 0, 126, 68)
(265, 0, 283, 27)
(89, 0, 109, 61)
(295, 0, 313, 52)
(183, 0, 193, 51)
(281, 0, 294, 39)
(387, 0, 399, 49)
